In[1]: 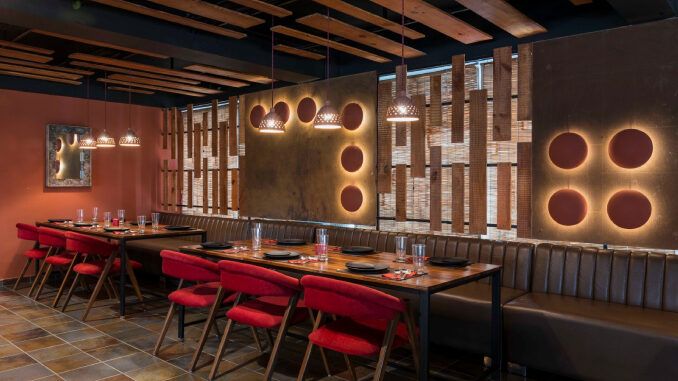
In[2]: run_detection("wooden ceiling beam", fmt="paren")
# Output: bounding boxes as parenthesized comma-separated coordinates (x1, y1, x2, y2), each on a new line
(89, 0, 247, 38)
(108, 73, 221, 94)
(145, 0, 263, 28)
(0, 69, 80, 85)
(109, 86, 155, 94)
(29, 29, 168, 59)
(226, 0, 292, 18)
(182, 64, 271, 84)
(0, 62, 81, 80)
(70, 61, 200, 85)
(297, 13, 425, 58)
(367, 0, 492, 44)
(69, 53, 249, 87)
(0, 57, 93, 75)
(98, 77, 205, 97)
(0, 39, 53, 55)
(456, 0, 546, 38)
(273, 44, 325, 60)
(312, 0, 424, 39)
(0, 47, 51, 63)
(270, 25, 390, 63)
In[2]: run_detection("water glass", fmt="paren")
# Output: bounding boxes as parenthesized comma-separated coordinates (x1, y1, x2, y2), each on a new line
(251, 222, 262, 251)
(92, 207, 98, 221)
(395, 236, 407, 263)
(412, 243, 426, 275)
(151, 212, 160, 230)
(103, 212, 112, 228)
(117, 209, 125, 225)
(316, 233, 329, 263)
(76, 208, 84, 223)
(137, 216, 146, 233)
(316, 228, 327, 238)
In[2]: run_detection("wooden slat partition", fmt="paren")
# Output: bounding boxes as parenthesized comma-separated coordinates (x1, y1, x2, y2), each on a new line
(0, 39, 53, 55)
(497, 162, 511, 230)
(395, 125, 407, 147)
(411, 94, 426, 178)
(430, 74, 442, 128)
(377, 81, 392, 193)
(194, 123, 202, 178)
(517, 142, 532, 238)
(493, 46, 512, 141)
(274, 45, 325, 60)
(451, 163, 465, 233)
(430, 146, 442, 231)
(0, 48, 51, 63)
(170, 108, 177, 159)
(176, 109, 184, 208)
(187, 104, 193, 158)
(211, 99, 219, 154)
(163, 160, 168, 210)
(146, 0, 263, 28)
(162, 109, 168, 149)
(212, 168, 219, 214)
(219, 121, 228, 214)
(395, 64, 407, 146)
(170, 169, 176, 212)
(451, 54, 465, 143)
(202, 112, 209, 147)
(469, 89, 487, 235)
(187, 171, 193, 208)
(229, 96, 238, 156)
(227, 0, 291, 18)
(518, 43, 533, 121)
(395, 164, 407, 222)
(231, 169, 239, 211)
(202, 158, 208, 214)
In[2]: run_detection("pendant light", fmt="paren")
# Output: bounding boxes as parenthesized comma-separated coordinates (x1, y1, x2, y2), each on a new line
(79, 77, 97, 149)
(386, 0, 419, 123)
(314, 7, 341, 129)
(259, 16, 285, 133)
(119, 85, 141, 147)
(96, 78, 116, 147)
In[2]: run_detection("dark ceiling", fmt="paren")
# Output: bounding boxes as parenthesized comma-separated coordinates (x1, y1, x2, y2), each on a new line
(0, 0, 674, 108)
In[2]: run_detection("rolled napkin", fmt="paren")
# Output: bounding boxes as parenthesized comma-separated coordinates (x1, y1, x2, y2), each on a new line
(406, 256, 430, 263)
(288, 258, 318, 264)
(382, 272, 419, 280)
(327, 246, 342, 253)
(263, 240, 277, 244)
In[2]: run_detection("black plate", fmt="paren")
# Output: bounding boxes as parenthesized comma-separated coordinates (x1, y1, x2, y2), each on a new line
(73, 222, 94, 227)
(165, 225, 192, 231)
(276, 239, 306, 246)
(48, 218, 71, 223)
(201, 242, 233, 250)
(428, 257, 469, 267)
(130, 221, 152, 226)
(341, 246, 375, 254)
(104, 227, 129, 232)
(345, 262, 389, 273)
(264, 250, 301, 260)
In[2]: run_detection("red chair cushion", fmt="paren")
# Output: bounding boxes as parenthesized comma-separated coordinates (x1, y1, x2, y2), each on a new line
(168, 282, 237, 308)
(45, 254, 75, 266)
(161, 250, 220, 282)
(23, 248, 49, 259)
(226, 296, 308, 328)
(308, 317, 409, 357)
(73, 258, 142, 275)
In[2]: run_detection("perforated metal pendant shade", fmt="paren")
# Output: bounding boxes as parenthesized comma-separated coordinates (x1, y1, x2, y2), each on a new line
(258, 108, 285, 133)
(79, 134, 98, 150)
(314, 101, 342, 129)
(386, 91, 419, 122)
(96, 129, 116, 147)
(119, 128, 141, 147)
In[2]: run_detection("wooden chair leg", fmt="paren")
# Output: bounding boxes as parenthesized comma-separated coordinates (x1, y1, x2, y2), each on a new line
(189, 286, 229, 371)
(297, 311, 324, 381)
(307, 308, 331, 376)
(107, 277, 118, 299)
(103, 279, 114, 300)
(81, 253, 117, 321)
(52, 252, 79, 308)
(265, 329, 274, 348)
(251, 326, 263, 352)
(152, 301, 177, 356)
(208, 317, 236, 381)
(404, 305, 420, 374)
(13, 258, 32, 290)
(34, 263, 53, 300)
(263, 293, 300, 381)
(373, 313, 400, 381)
(28, 247, 53, 296)
(61, 272, 81, 312)
(126, 257, 144, 302)
(344, 354, 358, 381)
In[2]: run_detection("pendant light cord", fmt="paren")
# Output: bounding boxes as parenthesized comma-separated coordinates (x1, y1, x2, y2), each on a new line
(326, 7, 330, 100)
(271, 15, 275, 109)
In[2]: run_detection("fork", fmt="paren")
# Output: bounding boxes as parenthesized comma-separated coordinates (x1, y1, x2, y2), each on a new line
(394, 269, 402, 280)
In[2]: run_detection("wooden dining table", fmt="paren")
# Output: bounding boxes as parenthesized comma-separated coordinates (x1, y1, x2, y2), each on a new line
(36, 221, 207, 317)
(180, 240, 503, 380)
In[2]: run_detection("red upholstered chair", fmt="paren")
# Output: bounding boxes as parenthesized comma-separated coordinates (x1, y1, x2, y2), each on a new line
(32, 227, 78, 303)
(153, 250, 238, 371)
(297, 275, 419, 381)
(208, 261, 310, 381)
(60, 232, 143, 321)
(13, 223, 49, 291)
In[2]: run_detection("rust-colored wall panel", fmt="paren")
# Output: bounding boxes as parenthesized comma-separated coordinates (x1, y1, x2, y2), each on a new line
(238, 99, 246, 146)
(451, 54, 465, 143)
(170, 107, 176, 159)
(219, 120, 228, 214)
(212, 168, 218, 214)
(163, 159, 168, 210)
(202, 157, 208, 214)
(517, 142, 532, 238)
(162, 108, 168, 150)
(411, 94, 426, 178)
(469, 89, 487, 235)
(430, 74, 442, 127)
(395, 124, 407, 146)
(186, 104, 193, 158)
(517, 43, 533, 121)
(430, 146, 442, 231)
(176, 109, 184, 208)
(451, 163, 465, 233)
(187, 170, 193, 208)
(395, 164, 407, 222)
(377, 81, 392, 193)
(202, 112, 208, 147)
(211, 99, 218, 155)
(493, 46, 512, 141)
(229, 96, 238, 156)
(170, 169, 176, 212)
(497, 162, 512, 230)
(231, 168, 239, 211)
(194, 122, 201, 178)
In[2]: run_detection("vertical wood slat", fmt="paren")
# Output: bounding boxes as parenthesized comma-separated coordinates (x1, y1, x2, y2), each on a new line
(411, 94, 426, 178)
(497, 162, 512, 230)
(229, 96, 238, 156)
(394, 64, 407, 146)
(187, 170, 193, 208)
(187, 104, 193, 158)
(430, 146, 442, 231)
(517, 142, 532, 238)
(395, 124, 407, 146)
(194, 123, 201, 178)
(219, 121, 228, 214)
(377, 81, 392, 193)
(212, 167, 219, 214)
(493, 46, 512, 141)
(176, 108, 184, 209)
(170, 169, 176, 212)
(451, 54, 465, 143)
(231, 168, 239, 211)
(395, 64, 407, 93)
(518, 43, 533, 121)
(162, 108, 168, 150)
(451, 163, 465, 233)
(395, 164, 407, 222)
(238, 100, 245, 146)
(469, 89, 488, 235)
(202, 157, 208, 214)
(170, 108, 177, 159)
(211, 99, 218, 155)
(202, 112, 209, 147)
(430, 74, 442, 127)
(163, 160, 168, 210)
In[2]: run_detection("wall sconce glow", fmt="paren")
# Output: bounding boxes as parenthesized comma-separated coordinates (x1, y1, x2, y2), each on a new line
(549, 132, 587, 169)
(607, 190, 652, 229)
(548, 189, 587, 226)
(78, 134, 98, 150)
(386, 92, 419, 122)
(96, 129, 116, 147)
(258, 108, 285, 133)
(314, 101, 342, 129)
(608, 128, 653, 168)
(119, 128, 141, 147)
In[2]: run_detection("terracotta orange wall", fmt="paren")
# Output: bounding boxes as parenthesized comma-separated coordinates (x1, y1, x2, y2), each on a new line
(0, 89, 163, 280)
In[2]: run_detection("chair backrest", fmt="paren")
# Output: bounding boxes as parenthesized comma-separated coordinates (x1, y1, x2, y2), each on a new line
(218, 261, 301, 297)
(301, 275, 406, 320)
(65, 232, 115, 256)
(38, 227, 67, 248)
(16, 223, 39, 241)
(160, 250, 219, 282)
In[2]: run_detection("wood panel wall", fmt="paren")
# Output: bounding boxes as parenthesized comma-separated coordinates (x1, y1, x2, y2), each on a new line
(176, 108, 184, 208)
(430, 146, 442, 231)
(194, 122, 201, 177)
(170, 107, 176, 159)
(469, 89, 487, 234)
(451, 54, 465, 143)
(411, 94, 426, 178)
(493, 46, 512, 141)
(202, 112, 208, 147)
(163, 160, 168, 210)
(395, 164, 407, 222)
(202, 157, 208, 214)
(187, 171, 193, 208)
(395, 64, 407, 146)
(451, 163, 465, 233)
(162, 109, 168, 149)
(219, 121, 228, 214)
(517, 142, 531, 238)
(231, 168, 239, 211)
(211, 99, 218, 154)
(377, 81, 392, 193)
(497, 162, 511, 230)
(517, 43, 533, 121)
(229, 96, 238, 156)
(187, 104, 193, 158)
(430, 74, 442, 128)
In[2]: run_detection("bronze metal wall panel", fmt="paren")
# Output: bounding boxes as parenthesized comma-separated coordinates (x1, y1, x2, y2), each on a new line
(395, 124, 407, 146)
(430, 74, 442, 127)
(411, 94, 426, 178)
(202, 112, 208, 147)
(451, 54, 465, 143)
(229, 96, 238, 156)
(187, 170, 193, 208)
(170, 107, 176, 159)
(517, 142, 531, 238)
(202, 157, 208, 214)
(187, 104, 193, 158)
(242, 72, 377, 225)
(396, 164, 407, 222)
(377, 81, 392, 193)
(518, 43, 533, 121)
(211, 99, 218, 155)
(194, 122, 201, 177)
(493, 46, 512, 141)
(469, 89, 487, 234)
(497, 162, 512, 230)
(231, 168, 239, 211)
(430, 146, 442, 231)
(219, 120, 228, 214)
(451, 163, 465, 233)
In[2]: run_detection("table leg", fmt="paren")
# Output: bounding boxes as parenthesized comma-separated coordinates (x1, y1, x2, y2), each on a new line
(418, 292, 430, 381)
(178, 305, 185, 340)
(490, 271, 502, 376)
(119, 239, 127, 318)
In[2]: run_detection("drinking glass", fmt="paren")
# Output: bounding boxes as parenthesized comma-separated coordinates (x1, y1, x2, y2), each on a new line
(395, 236, 407, 263)
(76, 208, 84, 223)
(117, 209, 125, 225)
(316, 228, 327, 238)
(103, 212, 112, 228)
(92, 207, 98, 222)
(137, 216, 146, 234)
(412, 243, 426, 275)
(316, 233, 329, 263)
(251, 222, 262, 251)
(151, 212, 160, 230)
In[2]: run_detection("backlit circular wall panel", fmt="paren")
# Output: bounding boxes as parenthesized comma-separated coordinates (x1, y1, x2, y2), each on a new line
(607, 190, 651, 229)
(340, 185, 363, 212)
(297, 97, 316, 123)
(549, 132, 588, 169)
(274, 101, 290, 123)
(342, 103, 363, 131)
(341, 146, 363, 172)
(548, 189, 587, 226)
(608, 129, 653, 168)
(249, 105, 265, 128)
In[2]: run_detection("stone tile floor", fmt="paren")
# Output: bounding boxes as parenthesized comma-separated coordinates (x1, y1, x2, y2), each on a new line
(0, 282, 569, 381)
